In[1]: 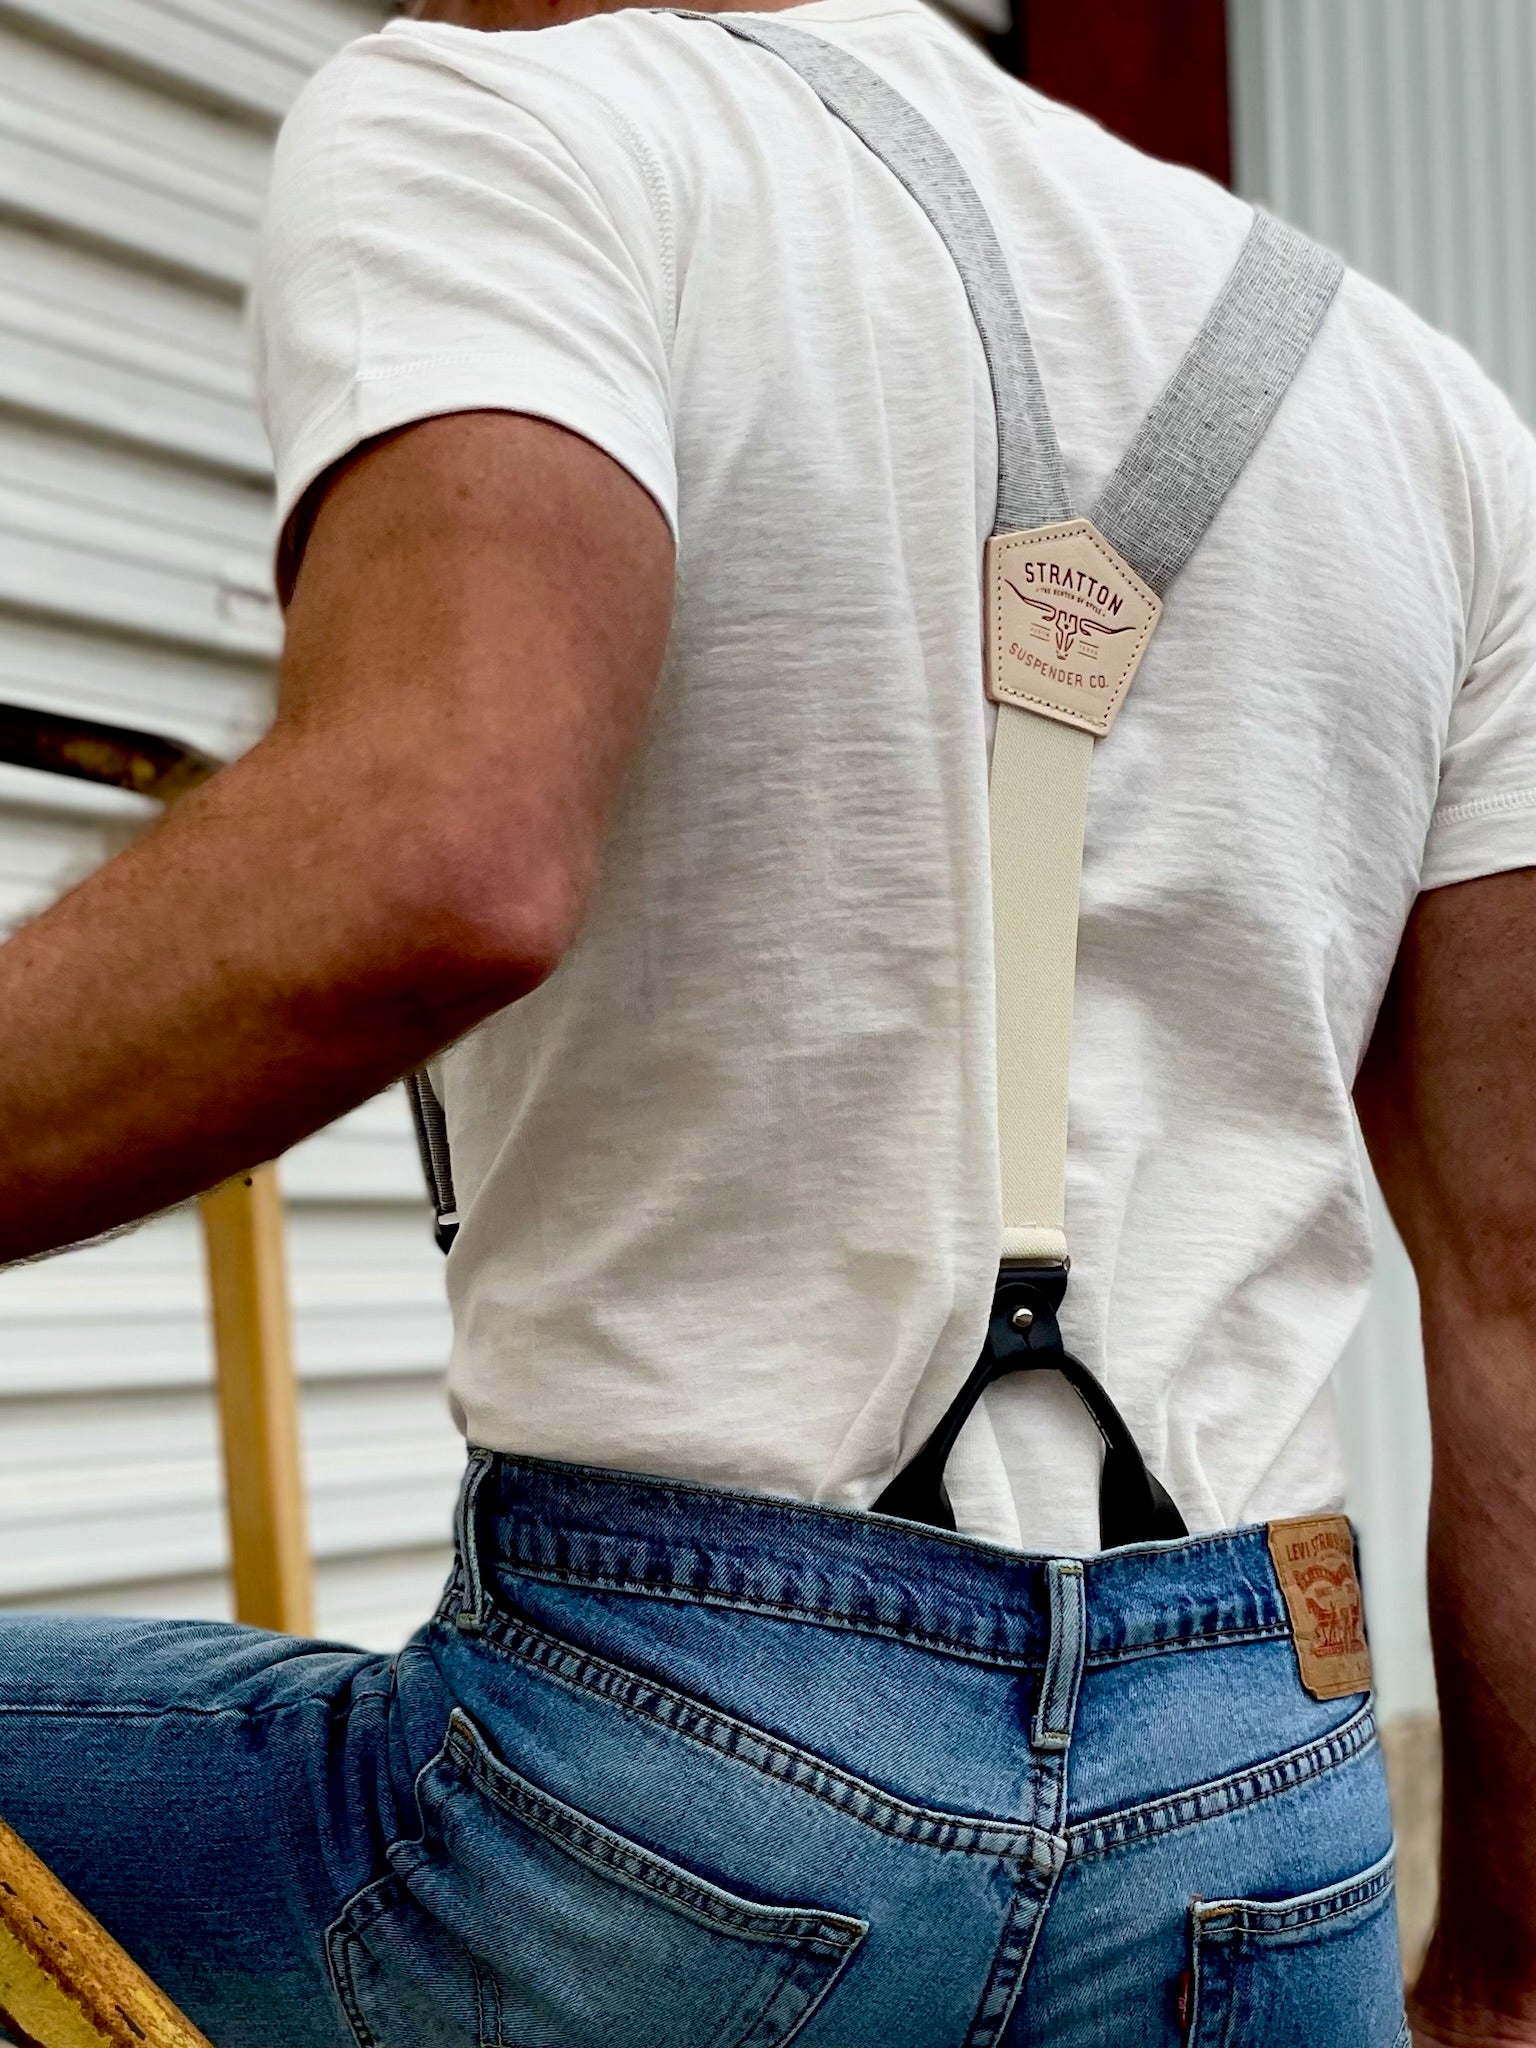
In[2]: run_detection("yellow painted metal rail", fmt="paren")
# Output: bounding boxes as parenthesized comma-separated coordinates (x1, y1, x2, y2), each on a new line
(0, 703, 316, 1637)
(0, 705, 318, 2034)
(0, 1817, 213, 2048)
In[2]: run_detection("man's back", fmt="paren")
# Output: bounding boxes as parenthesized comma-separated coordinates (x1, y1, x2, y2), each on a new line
(258, 0, 1536, 1555)
(8, 4, 1536, 2038)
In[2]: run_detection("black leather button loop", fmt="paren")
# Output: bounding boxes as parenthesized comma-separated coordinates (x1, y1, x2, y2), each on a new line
(873, 1266, 1189, 1550)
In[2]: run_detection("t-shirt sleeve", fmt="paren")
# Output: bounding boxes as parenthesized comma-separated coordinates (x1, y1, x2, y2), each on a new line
(251, 28, 677, 584)
(1420, 396, 1536, 890)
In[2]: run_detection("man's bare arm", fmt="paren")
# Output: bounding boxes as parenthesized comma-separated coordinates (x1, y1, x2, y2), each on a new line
(0, 412, 674, 1262)
(1357, 866, 1536, 2047)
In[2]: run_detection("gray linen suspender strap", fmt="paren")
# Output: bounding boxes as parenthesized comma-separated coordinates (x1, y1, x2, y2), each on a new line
(407, 13, 1344, 1544)
(406, 1070, 458, 1254)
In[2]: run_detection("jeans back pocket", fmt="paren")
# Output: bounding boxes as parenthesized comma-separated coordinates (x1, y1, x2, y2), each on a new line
(327, 1709, 865, 2048)
(1188, 1847, 1405, 2047)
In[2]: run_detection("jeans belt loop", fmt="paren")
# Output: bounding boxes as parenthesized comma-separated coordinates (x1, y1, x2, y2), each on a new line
(453, 1447, 495, 1634)
(1031, 1557, 1087, 1751)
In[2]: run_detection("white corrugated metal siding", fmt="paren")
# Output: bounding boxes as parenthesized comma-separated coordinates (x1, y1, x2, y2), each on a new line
(1229, 0, 1536, 1718)
(0, 0, 464, 1650)
(1231, 0, 1536, 421)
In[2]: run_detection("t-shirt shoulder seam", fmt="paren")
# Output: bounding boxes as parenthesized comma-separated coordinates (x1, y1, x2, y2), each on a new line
(508, 42, 678, 346)
(606, 99, 677, 347)
(383, 25, 678, 344)
(484, 77, 679, 352)
(507, 75, 678, 351)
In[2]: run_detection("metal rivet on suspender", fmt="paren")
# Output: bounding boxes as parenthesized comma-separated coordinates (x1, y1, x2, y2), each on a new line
(1011, 1307, 1035, 1332)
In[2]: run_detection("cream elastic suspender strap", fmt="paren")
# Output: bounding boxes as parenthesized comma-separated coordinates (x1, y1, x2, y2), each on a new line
(681, 13, 1344, 1276)
(988, 217, 1345, 1264)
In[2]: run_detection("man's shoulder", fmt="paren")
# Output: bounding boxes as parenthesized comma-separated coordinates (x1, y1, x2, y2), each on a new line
(1334, 263, 1527, 438)
(1321, 264, 1536, 556)
(300, 12, 742, 148)
(274, 17, 683, 256)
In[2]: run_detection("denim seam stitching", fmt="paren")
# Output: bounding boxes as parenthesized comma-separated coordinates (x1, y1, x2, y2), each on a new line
(1066, 1701, 1377, 1861)
(454, 1615, 1058, 1867)
(322, 1709, 862, 2048)
(473, 1953, 502, 2048)
(325, 1871, 398, 2048)
(495, 1454, 1268, 1576)
(0, 1697, 367, 1724)
(963, 1863, 1060, 2048)
(1032, 1561, 1086, 1750)
(733, 1938, 864, 2048)
(492, 1553, 1046, 1669)
(966, 1867, 1064, 2048)
(477, 1614, 1052, 1861)
(443, 1713, 863, 1953)
(323, 1722, 465, 2047)
(1195, 1849, 1396, 1934)
(1082, 1623, 1292, 1669)
(492, 1547, 1291, 1669)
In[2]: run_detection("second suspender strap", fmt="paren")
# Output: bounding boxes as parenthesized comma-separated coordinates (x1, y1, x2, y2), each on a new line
(1094, 212, 1348, 597)
(406, 1069, 460, 1254)
(992, 212, 1344, 1263)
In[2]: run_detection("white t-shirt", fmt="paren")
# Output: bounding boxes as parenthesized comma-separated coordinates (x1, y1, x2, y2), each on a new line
(254, 0, 1536, 1554)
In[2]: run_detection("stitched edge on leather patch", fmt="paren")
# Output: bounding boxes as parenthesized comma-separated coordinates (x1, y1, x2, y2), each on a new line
(1267, 1515, 1373, 1701)
(985, 517, 1162, 738)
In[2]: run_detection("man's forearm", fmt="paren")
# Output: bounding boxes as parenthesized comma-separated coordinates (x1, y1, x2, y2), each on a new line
(1354, 871, 1536, 2045)
(0, 718, 555, 1264)
(0, 412, 676, 1266)
(1413, 1296, 1536, 2043)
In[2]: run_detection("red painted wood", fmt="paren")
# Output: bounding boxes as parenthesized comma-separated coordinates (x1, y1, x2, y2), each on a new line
(1020, 0, 1232, 187)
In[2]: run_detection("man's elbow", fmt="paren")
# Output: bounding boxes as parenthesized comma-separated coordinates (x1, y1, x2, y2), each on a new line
(381, 813, 588, 1014)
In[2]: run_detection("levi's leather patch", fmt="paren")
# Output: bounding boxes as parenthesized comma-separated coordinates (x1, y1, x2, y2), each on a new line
(985, 517, 1162, 739)
(1267, 1514, 1373, 1701)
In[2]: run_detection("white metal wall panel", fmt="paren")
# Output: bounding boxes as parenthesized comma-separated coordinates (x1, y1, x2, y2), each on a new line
(1228, 0, 1536, 1717)
(1231, 0, 1536, 422)
(0, 224, 266, 474)
(1, 0, 382, 123)
(0, 415, 280, 656)
(0, 23, 272, 290)
(0, 0, 463, 1655)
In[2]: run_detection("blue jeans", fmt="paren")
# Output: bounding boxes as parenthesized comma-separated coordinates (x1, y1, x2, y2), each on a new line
(0, 1453, 1405, 2047)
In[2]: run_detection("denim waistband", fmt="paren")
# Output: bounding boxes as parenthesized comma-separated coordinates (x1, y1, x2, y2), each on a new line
(464, 1453, 1303, 1673)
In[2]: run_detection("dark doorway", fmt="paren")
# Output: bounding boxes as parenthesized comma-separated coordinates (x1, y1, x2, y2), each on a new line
(1014, 0, 1232, 186)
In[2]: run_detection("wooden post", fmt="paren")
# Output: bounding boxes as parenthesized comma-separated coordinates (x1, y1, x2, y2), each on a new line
(198, 1164, 315, 1635)
(0, 1815, 214, 2048)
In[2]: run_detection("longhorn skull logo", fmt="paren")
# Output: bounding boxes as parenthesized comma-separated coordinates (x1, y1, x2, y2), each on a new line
(1006, 579, 1139, 661)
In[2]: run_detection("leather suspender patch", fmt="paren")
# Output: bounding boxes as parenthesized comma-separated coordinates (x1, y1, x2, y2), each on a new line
(986, 518, 1162, 739)
(1267, 1514, 1373, 1700)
